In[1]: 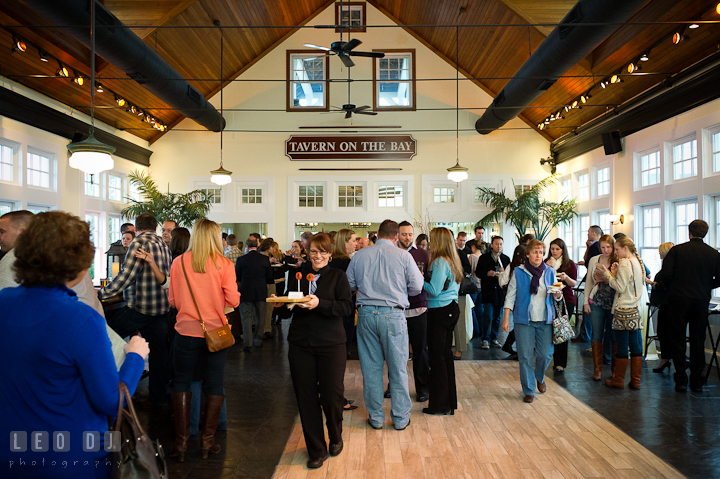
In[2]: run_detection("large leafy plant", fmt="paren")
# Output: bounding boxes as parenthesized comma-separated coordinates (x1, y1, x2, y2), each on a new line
(474, 175, 577, 242)
(121, 170, 213, 228)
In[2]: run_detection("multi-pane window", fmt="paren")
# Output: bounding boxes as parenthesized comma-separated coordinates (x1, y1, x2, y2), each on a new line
(289, 54, 327, 109)
(0, 201, 13, 215)
(557, 221, 573, 254)
(596, 167, 610, 196)
(475, 186, 495, 203)
(577, 172, 589, 200)
(85, 213, 100, 280)
(337, 3, 364, 30)
(27, 204, 51, 214)
(108, 216, 122, 244)
(299, 185, 323, 208)
(375, 52, 414, 109)
(640, 151, 661, 187)
(27, 151, 50, 188)
(716, 198, 720, 249)
(672, 139, 698, 180)
(560, 178, 572, 201)
(241, 188, 262, 204)
(0, 144, 13, 182)
(641, 205, 662, 279)
(713, 132, 720, 173)
(85, 173, 100, 197)
(597, 210, 610, 233)
(128, 181, 141, 202)
(338, 186, 363, 207)
(514, 184, 533, 197)
(433, 187, 455, 203)
(379, 185, 403, 207)
(675, 200, 698, 244)
(578, 214, 590, 261)
(108, 175, 123, 201)
(199, 188, 222, 204)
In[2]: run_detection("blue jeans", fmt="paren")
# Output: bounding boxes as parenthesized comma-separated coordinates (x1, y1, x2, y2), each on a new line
(514, 321, 554, 396)
(356, 306, 411, 429)
(615, 329, 642, 358)
(189, 381, 227, 437)
(589, 303, 615, 344)
(481, 303, 502, 341)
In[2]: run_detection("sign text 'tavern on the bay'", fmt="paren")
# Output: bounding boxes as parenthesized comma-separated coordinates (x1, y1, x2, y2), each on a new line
(285, 135, 417, 161)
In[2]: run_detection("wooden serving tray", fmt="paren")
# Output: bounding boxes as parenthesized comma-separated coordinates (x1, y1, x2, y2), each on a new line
(266, 296, 311, 303)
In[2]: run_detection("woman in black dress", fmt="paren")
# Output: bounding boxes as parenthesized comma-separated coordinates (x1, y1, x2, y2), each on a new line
(271, 233, 353, 469)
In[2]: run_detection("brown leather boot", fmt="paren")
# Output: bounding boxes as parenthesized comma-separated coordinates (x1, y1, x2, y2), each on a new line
(610, 343, 618, 378)
(629, 356, 642, 389)
(200, 395, 225, 459)
(591, 341, 603, 381)
(169, 392, 192, 462)
(605, 357, 627, 388)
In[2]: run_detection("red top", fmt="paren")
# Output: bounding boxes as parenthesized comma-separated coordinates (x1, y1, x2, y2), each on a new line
(169, 253, 241, 338)
(560, 260, 578, 305)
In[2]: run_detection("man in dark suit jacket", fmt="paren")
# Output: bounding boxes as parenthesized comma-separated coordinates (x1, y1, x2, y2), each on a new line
(657, 220, 720, 392)
(474, 236, 510, 349)
(235, 235, 273, 351)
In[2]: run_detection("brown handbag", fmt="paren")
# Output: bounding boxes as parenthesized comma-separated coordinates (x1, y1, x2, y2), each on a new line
(181, 254, 235, 352)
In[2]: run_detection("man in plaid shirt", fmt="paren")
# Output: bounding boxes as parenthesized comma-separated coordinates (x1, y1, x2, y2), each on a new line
(100, 213, 172, 407)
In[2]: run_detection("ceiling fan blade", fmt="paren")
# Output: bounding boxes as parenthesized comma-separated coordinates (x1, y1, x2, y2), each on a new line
(345, 110, 352, 119)
(339, 54, 355, 68)
(349, 51, 385, 58)
(353, 105, 371, 111)
(341, 38, 362, 51)
(304, 54, 333, 61)
(355, 110, 378, 116)
(303, 43, 332, 51)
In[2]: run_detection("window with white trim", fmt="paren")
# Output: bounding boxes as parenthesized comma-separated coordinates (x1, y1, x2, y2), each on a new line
(640, 151, 661, 187)
(27, 151, 51, 188)
(108, 216, 122, 243)
(577, 213, 590, 261)
(577, 172, 589, 201)
(433, 187, 455, 203)
(379, 185, 404, 207)
(85, 173, 100, 197)
(374, 51, 415, 109)
(0, 142, 14, 182)
(338, 186, 363, 207)
(128, 181, 141, 202)
(199, 188, 222, 204)
(596, 167, 610, 197)
(288, 53, 327, 110)
(596, 210, 610, 234)
(241, 188, 262, 204)
(85, 212, 101, 281)
(108, 174, 123, 202)
(298, 185, 323, 207)
(27, 204, 52, 214)
(716, 198, 720, 250)
(514, 184, 533, 197)
(474, 186, 495, 203)
(672, 138, 698, 180)
(557, 221, 573, 254)
(559, 178, 572, 201)
(0, 201, 13, 215)
(640, 205, 662, 279)
(674, 200, 698, 244)
(713, 131, 720, 173)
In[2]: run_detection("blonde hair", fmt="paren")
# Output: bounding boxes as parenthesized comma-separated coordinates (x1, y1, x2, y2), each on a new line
(188, 218, 230, 273)
(614, 236, 646, 283)
(428, 227, 464, 283)
(659, 242, 674, 260)
(333, 229, 355, 259)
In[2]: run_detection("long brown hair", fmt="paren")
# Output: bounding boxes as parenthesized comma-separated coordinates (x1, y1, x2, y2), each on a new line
(333, 229, 355, 259)
(428, 227, 464, 283)
(546, 238, 571, 272)
(598, 234, 618, 266)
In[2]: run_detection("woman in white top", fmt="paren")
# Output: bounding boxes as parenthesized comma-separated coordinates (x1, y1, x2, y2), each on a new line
(583, 234, 617, 381)
(597, 236, 646, 389)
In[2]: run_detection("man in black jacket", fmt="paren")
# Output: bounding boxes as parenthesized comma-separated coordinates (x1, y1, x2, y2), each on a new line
(474, 236, 510, 349)
(658, 220, 720, 392)
(235, 235, 274, 352)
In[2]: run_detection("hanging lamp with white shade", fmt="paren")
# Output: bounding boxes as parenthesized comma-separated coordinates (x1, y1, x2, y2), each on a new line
(447, 8, 468, 183)
(67, 0, 115, 175)
(210, 22, 232, 186)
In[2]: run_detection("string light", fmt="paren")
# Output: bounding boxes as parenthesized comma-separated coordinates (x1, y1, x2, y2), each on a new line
(56, 63, 69, 77)
(11, 37, 27, 53)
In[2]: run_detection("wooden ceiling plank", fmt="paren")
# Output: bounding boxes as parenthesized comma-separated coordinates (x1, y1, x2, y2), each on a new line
(132, 0, 201, 39)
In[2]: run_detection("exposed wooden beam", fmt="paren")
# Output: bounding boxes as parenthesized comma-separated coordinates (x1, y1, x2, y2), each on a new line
(134, 0, 200, 39)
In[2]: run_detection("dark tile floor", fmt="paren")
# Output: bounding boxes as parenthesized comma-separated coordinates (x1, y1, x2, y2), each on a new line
(135, 322, 720, 479)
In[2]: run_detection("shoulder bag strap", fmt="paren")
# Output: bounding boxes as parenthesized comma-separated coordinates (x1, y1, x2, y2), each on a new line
(181, 253, 208, 333)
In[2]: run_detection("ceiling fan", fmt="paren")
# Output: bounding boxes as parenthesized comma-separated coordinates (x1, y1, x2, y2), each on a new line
(326, 68, 377, 118)
(303, 38, 384, 68)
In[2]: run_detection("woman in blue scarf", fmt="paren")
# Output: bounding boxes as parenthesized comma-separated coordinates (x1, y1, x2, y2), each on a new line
(501, 239, 562, 403)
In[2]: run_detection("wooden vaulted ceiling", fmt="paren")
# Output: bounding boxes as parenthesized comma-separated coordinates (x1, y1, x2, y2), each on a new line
(0, 0, 719, 145)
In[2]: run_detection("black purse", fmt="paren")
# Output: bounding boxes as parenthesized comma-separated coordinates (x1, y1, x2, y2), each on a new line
(459, 274, 478, 295)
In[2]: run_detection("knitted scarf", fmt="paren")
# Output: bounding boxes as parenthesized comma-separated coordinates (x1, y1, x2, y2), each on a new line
(524, 259, 546, 295)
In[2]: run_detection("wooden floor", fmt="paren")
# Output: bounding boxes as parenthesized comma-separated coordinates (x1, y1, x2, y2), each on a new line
(272, 360, 686, 479)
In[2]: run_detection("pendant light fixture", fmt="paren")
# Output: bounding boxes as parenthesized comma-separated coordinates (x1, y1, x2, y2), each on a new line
(210, 21, 232, 186)
(67, 0, 115, 175)
(447, 8, 468, 183)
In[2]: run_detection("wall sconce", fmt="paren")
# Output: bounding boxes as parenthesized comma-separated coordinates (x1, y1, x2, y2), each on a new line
(609, 214, 624, 225)
(539, 156, 556, 174)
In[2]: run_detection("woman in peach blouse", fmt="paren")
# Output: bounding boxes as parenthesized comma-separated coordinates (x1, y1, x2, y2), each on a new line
(168, 219, 240, 462)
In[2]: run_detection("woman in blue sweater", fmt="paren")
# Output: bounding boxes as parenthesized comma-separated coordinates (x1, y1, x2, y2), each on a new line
(501, 239, 562, 403)
(0, 211, 149, 479)
(423, 227, 463, 415)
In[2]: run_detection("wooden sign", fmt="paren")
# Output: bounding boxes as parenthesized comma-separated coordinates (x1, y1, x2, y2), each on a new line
(285, 135, 417, 161)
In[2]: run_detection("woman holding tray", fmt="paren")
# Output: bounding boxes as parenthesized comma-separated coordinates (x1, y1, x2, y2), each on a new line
(271, 233, 353, 469)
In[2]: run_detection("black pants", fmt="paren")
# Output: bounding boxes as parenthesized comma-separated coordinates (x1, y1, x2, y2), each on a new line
(656, 304, 672, 360)
(552, 302, 575, 369)
(666, 297, 709, 387)
(107, 306, 169, 405)
(407, 311, 429, 396)
(173, 334, 227, 395)
(288, 342, 346, 460)
(427, 301, 460, 412)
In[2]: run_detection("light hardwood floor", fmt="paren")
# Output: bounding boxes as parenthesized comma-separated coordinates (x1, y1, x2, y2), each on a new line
(272, 360, 685, 479)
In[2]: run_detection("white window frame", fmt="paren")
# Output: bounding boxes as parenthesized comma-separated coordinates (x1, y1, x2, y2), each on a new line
(107, 173, 124, 203)
(577, 213, 590, 262)
(26, 148, 54, 190)
(378, 184, 404, 208)
(128, 180, 141, 202)
(373, 50, 415, 110)
(635, 148, 661, 190)
(108, 214, 122, 244)
(559, 176, 572, 201)
(639, 204, 662, 279)
(27, 203, 54, 214)
(337, 185, 364, 208)
(287, 52, 329, 111)
(298, 184, 325, 208)
(433, 187, 455, 204)
(85, 172, 101, 198)
(668, 134, 698, 181)
(595, 209, 610, 235)
(0, 200, 16, 215)
(576, 171, 589, 201)
(707, 124, 720, 174)
(595, 165, 610, 198)
(557, 220, 573, 255)
(240, 187, 263, 205)
(197, 186, 223, 205)
(672, 199, 698, 244)
(0, 138, 21, 185)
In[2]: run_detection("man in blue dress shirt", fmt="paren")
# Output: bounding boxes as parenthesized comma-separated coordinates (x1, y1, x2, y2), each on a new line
(346, 220, 424, 430)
